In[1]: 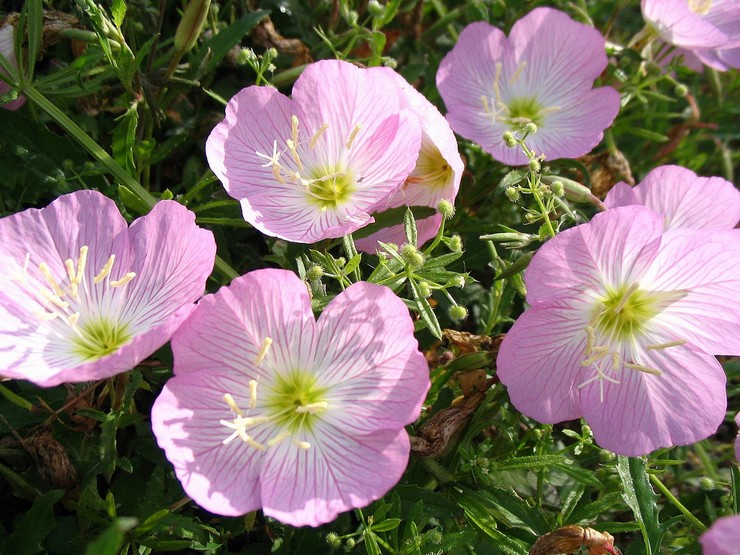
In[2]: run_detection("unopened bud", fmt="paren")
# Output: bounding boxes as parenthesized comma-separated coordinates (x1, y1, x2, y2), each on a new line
(449, 305, 468, 321)
(307, 264, 323, 281)
(699, 476, 715, 491)
(345, 538, 356, 549)
(524, 122, 537, 135)
(401, 244, 424, 269)
(505, 187, 520, 202)
(674, 83, 688, 97)
(381, 57, 397, 69)
(417, 280, 432, 298)
(551, 180, 565, 197)
(437, 199, 455, 219)
(174, 0, 212, 53)
(448, 234, 463, 252)
(528, 158, 541, 173)
(503, 131, 518, 148)
(326, 533, 341, 549)
(368, 0, 385, 17)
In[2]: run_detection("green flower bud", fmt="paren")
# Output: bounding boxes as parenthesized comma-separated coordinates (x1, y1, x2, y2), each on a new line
(307, 264, 324, 281)
(326, 533, 341, 549)
(401, 244, 425, 269)
(417, 280, 432, 298)
(381, 57, 398, 69)
(448, 234, 463, 252)
(524, 122, 537, 135)
(174, 0, 212, 53)
(699, 476, 715, 491)
(674, 83, 688, 97)
(449, 305, 468, 321)
(503, 131, 518, 148)
(344, 538, 356, 550)
(437, 199, 455, 219)
(528, 158, 541, 173)
(335, 256, 346, 267)
(368, 0, 385, 17)
(551, 180, 565, 197)
(505, 187, 521, 202)
(426, 529, 443, 544)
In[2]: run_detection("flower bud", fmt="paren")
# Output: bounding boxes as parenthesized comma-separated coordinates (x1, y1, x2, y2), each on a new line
(524, 122, 537, 135)
(437, 199, 455, 219)
(448, 234, 463, 252)
(368, 0, 385, 17)
(699, 476, 715, 491)
(505, 187, 520, 202)
(417, 280, 432, 298)
(307, 264, 324, 281)
(551, 180, 565, 197)
(401, 244, 424, 269)
(449, 305, 468, 321)
(502, 131, 518, 148)
(381, 57, 398, 69)
(344, 538, 356, 549)
(326, 533, 341, 549)
(174, 0, 212, 53)
(674, 83, 688, 97)
(528, 158, 541, 173)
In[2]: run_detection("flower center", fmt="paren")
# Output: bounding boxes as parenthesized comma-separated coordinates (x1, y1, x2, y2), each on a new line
(255, 115, 361, 211)
(219, 337, 330, 451)
(578, 283, 688, 401)
(480, 61, 561, 130)
(406, 142, 452, 192)
(13, 246, 137, 361)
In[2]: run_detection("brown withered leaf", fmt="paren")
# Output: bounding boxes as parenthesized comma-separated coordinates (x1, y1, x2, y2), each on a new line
(457, 369, 488, 398)
(529, 526, 619, 555)
(252, 18, 311, 66)
(22, 431, 78, 489)
(411, 391, 486, 458)
(442, 330, 503, 355)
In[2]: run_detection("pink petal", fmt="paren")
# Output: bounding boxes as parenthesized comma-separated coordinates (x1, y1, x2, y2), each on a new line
(604, 181, 639, 208)
(605, 165, 740, 230)
(700, 515, 740, 555)
(526, 207, 664, 305)
(580, 342, 726, 456)
(151, 376, 264, 517)
(315, 281, 430, 433)
(496, 296, 593, 423)
(259, 425, 410, 527)
(640, 229, 740, 355)
(641, 0, 729, 49)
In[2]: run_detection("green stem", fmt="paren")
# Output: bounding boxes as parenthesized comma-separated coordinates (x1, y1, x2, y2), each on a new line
(649, 473, 707, 532)
(22, 84, 156, 208)
(529, 174, 556, 238)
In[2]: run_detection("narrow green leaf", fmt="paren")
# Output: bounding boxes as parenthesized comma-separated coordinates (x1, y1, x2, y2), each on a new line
(370, 518, 402, 532)
(404, 207, 418, 246)
(489, 455, 566, 473)
(732, 466, 740, 513)
(84, 518, 138, 555)
(111, 0, 127, 27)
(25, 0, 44, 80)
(409, 280, 442, 339)
(343, 253, 362, 277)
(617, 456, 664, 555)
(567, 492, 623, 525)
(112, 103, 139, 176)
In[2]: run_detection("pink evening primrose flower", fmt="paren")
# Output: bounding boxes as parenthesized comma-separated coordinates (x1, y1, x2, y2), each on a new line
(151, 268, 430, 526)
(355, 69, 464, 253)
(0, 24, 26, 111)
(642, 0, 740, 71)
(205, 59, 422, 243)
(700, 515, 740, 555)
(605, 165, 740, 231)
(0, 190, 216, 387)
(436, 8, 620, 166)
(496, 206, 740, 456)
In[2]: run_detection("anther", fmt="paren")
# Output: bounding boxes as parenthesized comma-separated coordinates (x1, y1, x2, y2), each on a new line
(76, 246, 88, 283)
(624, 362, 663, 376)
(647, 340, 687, 350)
(492, 62, 503, 104)
(310, 123, 329, 149)
(94, 255, 115, 284)
(295, 401, 328, 414)
(223, 393, 243, 416)
(345, 123, 363, 149)
(267, 430, 291, 447)
(111, 272, 136, 287)
(39, 287, 69, 310)
(248, 379, 258, 409)
(509, 61, 527, 85)
(67, 312, 80, 326)
(254, 337, 273, 367)
(294, 439, 311, 450)
(38, 263, 66, 299)
(286, 139, 304, 172)
(290, 115, 300, 144)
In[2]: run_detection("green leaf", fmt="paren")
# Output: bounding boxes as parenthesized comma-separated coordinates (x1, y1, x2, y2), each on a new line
(404, 207, 418, 246)
(370, 518, 402, 532)
(567, 492, 624, 524)
(118, 185, 152, 215)
(111, 0, 127, 27)
(112, 103, 139, 176)
(617, 456, 664, 555)
(25, 0, 44, 80)
(84, 518, 138, 555)
(353, 205, 436, 240)
(409, 280, 442, 339)
(4, 490, 65, 555)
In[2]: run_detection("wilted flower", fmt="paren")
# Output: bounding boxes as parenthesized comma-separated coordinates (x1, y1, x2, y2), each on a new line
(0, 190, 216, 387)
(436, 8, 620, 166)
(641, 0, 740, 71)
(497, 206, 740, 455)
(206, 59, 422, 243)
(605, 165, 740, 231)
(151, 269, 430, 526)
(700, 515, 740, 555)
(355, 69, 463, 252)
(0, 23, 25, 110)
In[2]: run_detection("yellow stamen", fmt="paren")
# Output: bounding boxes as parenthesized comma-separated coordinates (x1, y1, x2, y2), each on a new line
(76, 246, 88, 284)
(295, 401, 328, 414)
(248, 379, 258, 409)
(647, 340, 687, 350)
(39, 287, 69, 310)
(286, 139, 304, 172)
(310, 123, 329, 149)
(624, 362, 663, 376)
(111, 272, 136, 287)
(290, 114, 300, 143)
(294, 439, 311, 450)
(345, 123, 363, 149)
(38, 263, 66, 299)
(267, 430, 292, 447)
(224, 393, 243, 416)
(509, 61, 527, 85)
(94, 255, 115, 284)
(67, 312, 80, 326)
(254, 337, 273, 367)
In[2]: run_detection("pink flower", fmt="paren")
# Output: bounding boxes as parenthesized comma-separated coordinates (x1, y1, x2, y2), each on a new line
(355, 69, 463, 252)
(605, 165, 740, 231)
(642, 0, 740, 71)
(0, 191, 216, 387)
(0, 24, 25, 111)
(496, 206, 740, 455)
(206, 60, 422, 243)
(151, 269, 430, 526)
(436, 8, 620, 166)
(700, 515, 740, 555)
